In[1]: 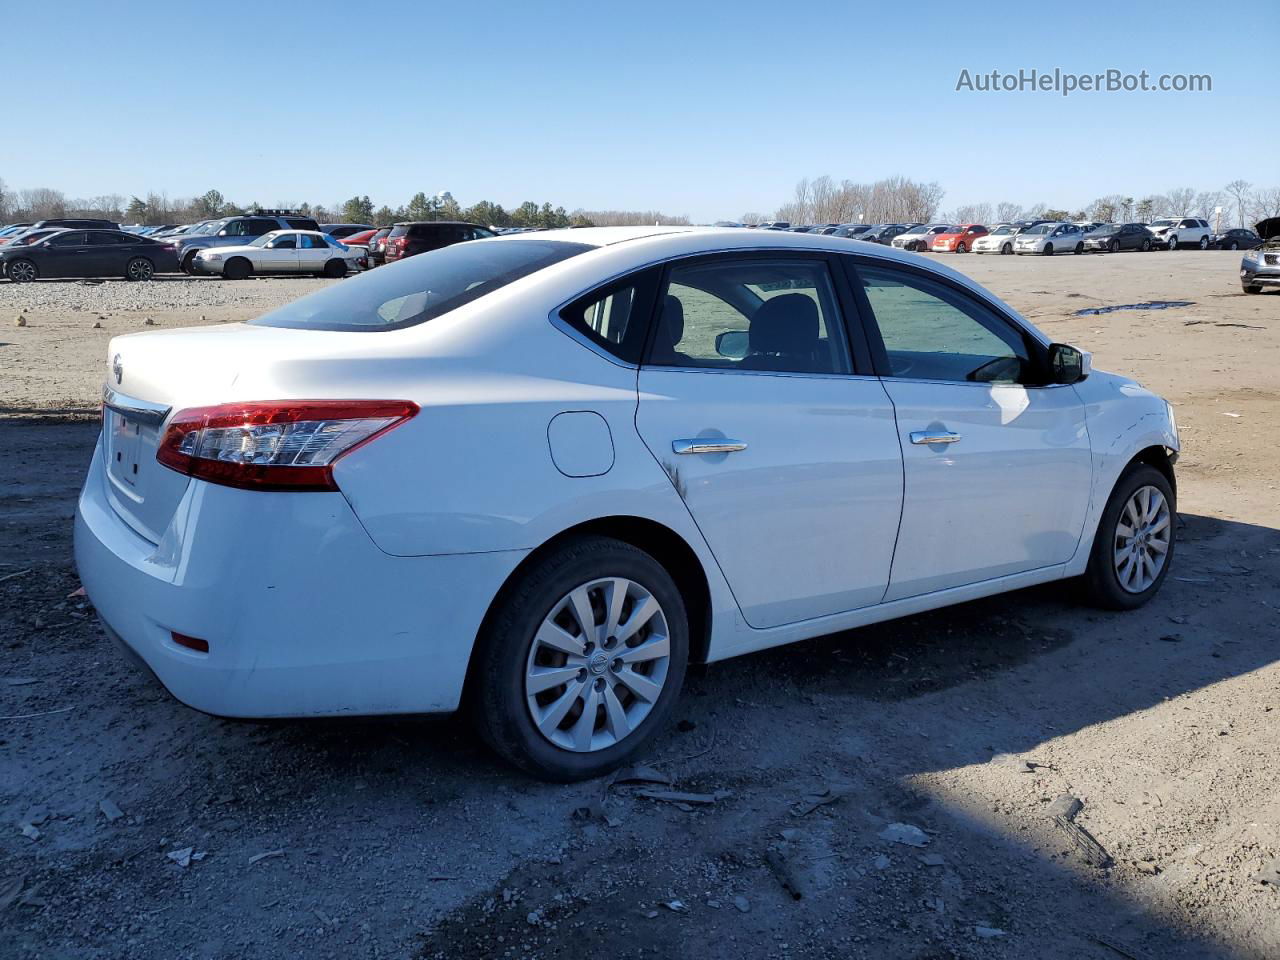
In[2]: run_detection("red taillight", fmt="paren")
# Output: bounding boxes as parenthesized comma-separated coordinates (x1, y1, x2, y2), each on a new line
(156, 400, 418, 492)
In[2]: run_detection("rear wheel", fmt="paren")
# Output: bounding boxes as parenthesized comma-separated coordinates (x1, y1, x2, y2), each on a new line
(125, 257, 154, 281)
(470, 536, 689, 781)
(7, 258, 37, 283)
(322, 258, 347, 279)
(222, 257, 251, 281)
(1080, 463, 1175, 610)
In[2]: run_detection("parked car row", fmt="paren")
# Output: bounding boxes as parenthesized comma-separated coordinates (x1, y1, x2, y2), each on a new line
(0, 211, 502, 282)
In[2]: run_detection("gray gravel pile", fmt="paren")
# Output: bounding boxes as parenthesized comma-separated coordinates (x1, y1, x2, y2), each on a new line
(0, 276, 336, 315)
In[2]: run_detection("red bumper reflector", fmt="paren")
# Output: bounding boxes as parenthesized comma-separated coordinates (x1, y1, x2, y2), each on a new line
(172, 632, 209, 653)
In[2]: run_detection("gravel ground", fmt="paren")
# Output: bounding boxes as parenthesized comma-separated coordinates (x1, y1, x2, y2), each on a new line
(2, 252, 1279, 959)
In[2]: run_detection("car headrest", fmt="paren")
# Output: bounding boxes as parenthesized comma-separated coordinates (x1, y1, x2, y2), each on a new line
(749, 294, 819, 355)
(659, 294, 684, 347)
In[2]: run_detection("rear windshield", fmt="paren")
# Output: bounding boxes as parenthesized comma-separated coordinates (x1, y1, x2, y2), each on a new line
(250, 239, 594, 332)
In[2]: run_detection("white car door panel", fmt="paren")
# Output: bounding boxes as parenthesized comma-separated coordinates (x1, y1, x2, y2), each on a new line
(637, 369, 904, 628)
(852, 260, 1092, 600)
(880, 380, 1090, 599)
(633, 255, 904, 630)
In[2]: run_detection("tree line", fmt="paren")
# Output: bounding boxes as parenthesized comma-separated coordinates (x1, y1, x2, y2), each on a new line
(767, 175, 1280, 231)
(0, 180, 691, 230)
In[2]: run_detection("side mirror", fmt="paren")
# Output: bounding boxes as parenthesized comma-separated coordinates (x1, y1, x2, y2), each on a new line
(217, 229, 229, 237)
(715, 330, 749, 360)
(1048, 343, 1091, 384)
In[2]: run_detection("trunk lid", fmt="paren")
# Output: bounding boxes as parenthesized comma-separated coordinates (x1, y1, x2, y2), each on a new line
(100, 322, 396, 544)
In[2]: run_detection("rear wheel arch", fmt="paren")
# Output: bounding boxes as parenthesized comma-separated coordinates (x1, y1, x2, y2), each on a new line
(464, 516, 713, 703)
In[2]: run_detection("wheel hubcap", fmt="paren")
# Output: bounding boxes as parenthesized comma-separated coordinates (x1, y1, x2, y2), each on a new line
(524, 577, 670, 753)
(1113, 485, 1171, 593)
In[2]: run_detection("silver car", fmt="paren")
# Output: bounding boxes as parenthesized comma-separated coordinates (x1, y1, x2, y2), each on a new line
(1013, 222, 1085, 256)
(1241, 217, 1280, 294)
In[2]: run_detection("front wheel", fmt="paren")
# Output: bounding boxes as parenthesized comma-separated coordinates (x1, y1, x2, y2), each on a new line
(1228, 241, 1239, 251)
(1043, 244, 1054, 256)
(1198, 235, 1209, 250)
(1080, 463, 1175, 610)
(7, 258, 38, 283)
(956, 242, 967, 254)
(1141, 239, 1152, 252)
(470, 536, 689, 781)
(222, 257, 252, 281)
(1167, 236, 1178, 250)
(1243, 284, 1262, 294)
(1001, 242, 1012, 255)
(125, 257, 154, 281)
(1110, 240, 1120, 253)
(1074, 242, 1084, 255)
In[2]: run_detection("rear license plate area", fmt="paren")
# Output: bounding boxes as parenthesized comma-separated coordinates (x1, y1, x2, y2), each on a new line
(107, 410, 144, 487)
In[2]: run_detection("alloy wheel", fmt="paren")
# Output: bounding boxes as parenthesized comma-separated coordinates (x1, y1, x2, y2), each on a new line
(127, 258, 153, 281)
(1113, 484, 1172, 593)
(9, 260, 36, 283)
(524, 577, 671, 752)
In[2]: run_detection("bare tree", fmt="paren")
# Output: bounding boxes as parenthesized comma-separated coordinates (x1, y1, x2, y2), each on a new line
(995, 201, 1020, 223)
(1224, 179, 1252, 229)
(1249, 187, 1280, 223)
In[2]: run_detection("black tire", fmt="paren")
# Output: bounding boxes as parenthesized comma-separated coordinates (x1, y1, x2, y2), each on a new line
(181, 251, 199, 274)
(125, 257, 154, 281)
(1228, 241, 1239, 251)
(1198, 236, 1209, 250)
(1043, 243, 1054, 256)
(322, 258, 347, 279)
(1167, 236, 1178, 250)
(470, 535, 689, 781)
(1141, 239, 1151, 252)
(956, 242, 967, 254)
(222, 257, 251, 281)
(7, 258, 38, 283)
(1080, 463, 1176, 610)
(1243, 284, 1262, 294)
(1001, 242, 1012, 255)
(1074, 241, 1084, 255)
(1109, 239, 1120, 253)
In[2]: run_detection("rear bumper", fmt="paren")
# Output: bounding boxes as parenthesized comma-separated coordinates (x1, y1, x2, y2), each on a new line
(74, 435, 526, 718)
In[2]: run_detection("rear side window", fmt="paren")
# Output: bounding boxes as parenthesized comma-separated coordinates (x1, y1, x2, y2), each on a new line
(559, 269, 660, 364)
(286, 218, 319, 230)
(389, 225, 411, 238)
(253, 239, 593, 332)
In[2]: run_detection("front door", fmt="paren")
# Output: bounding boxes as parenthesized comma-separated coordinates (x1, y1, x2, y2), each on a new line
(850, 260, 1092, 601)
(262, 234, 299, 272)
(634, 254, 904, 629)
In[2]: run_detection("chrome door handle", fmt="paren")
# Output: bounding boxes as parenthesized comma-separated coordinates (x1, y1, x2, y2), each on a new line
(672, 439, 748, 455)
(910, 431, 962, 445)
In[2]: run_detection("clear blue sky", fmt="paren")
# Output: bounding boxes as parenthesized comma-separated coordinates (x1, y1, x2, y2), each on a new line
(3, 0, 1273, 221)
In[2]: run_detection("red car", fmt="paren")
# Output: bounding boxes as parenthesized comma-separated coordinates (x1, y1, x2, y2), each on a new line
(342, 229, 377, 248)
(930, 224, 989, 253)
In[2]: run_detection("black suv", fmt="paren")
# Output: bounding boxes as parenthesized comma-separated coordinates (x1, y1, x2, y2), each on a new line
(383, 221, 495, 263)
(175, 209, 321, 272)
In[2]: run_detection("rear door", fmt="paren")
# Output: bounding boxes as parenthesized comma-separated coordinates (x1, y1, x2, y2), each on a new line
(848, 259, 1092, 600)
(297, 234, 330, 272)
(633, 253, 904, 629)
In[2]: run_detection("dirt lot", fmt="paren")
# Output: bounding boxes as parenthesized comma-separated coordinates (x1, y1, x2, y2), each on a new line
(2, 252, 1278, 960)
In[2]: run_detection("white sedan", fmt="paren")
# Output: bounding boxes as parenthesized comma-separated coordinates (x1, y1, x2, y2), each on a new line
(1013, 222, 1085, 256)
(192, 230, 364, 279)
(76, 227, 1178, 780)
